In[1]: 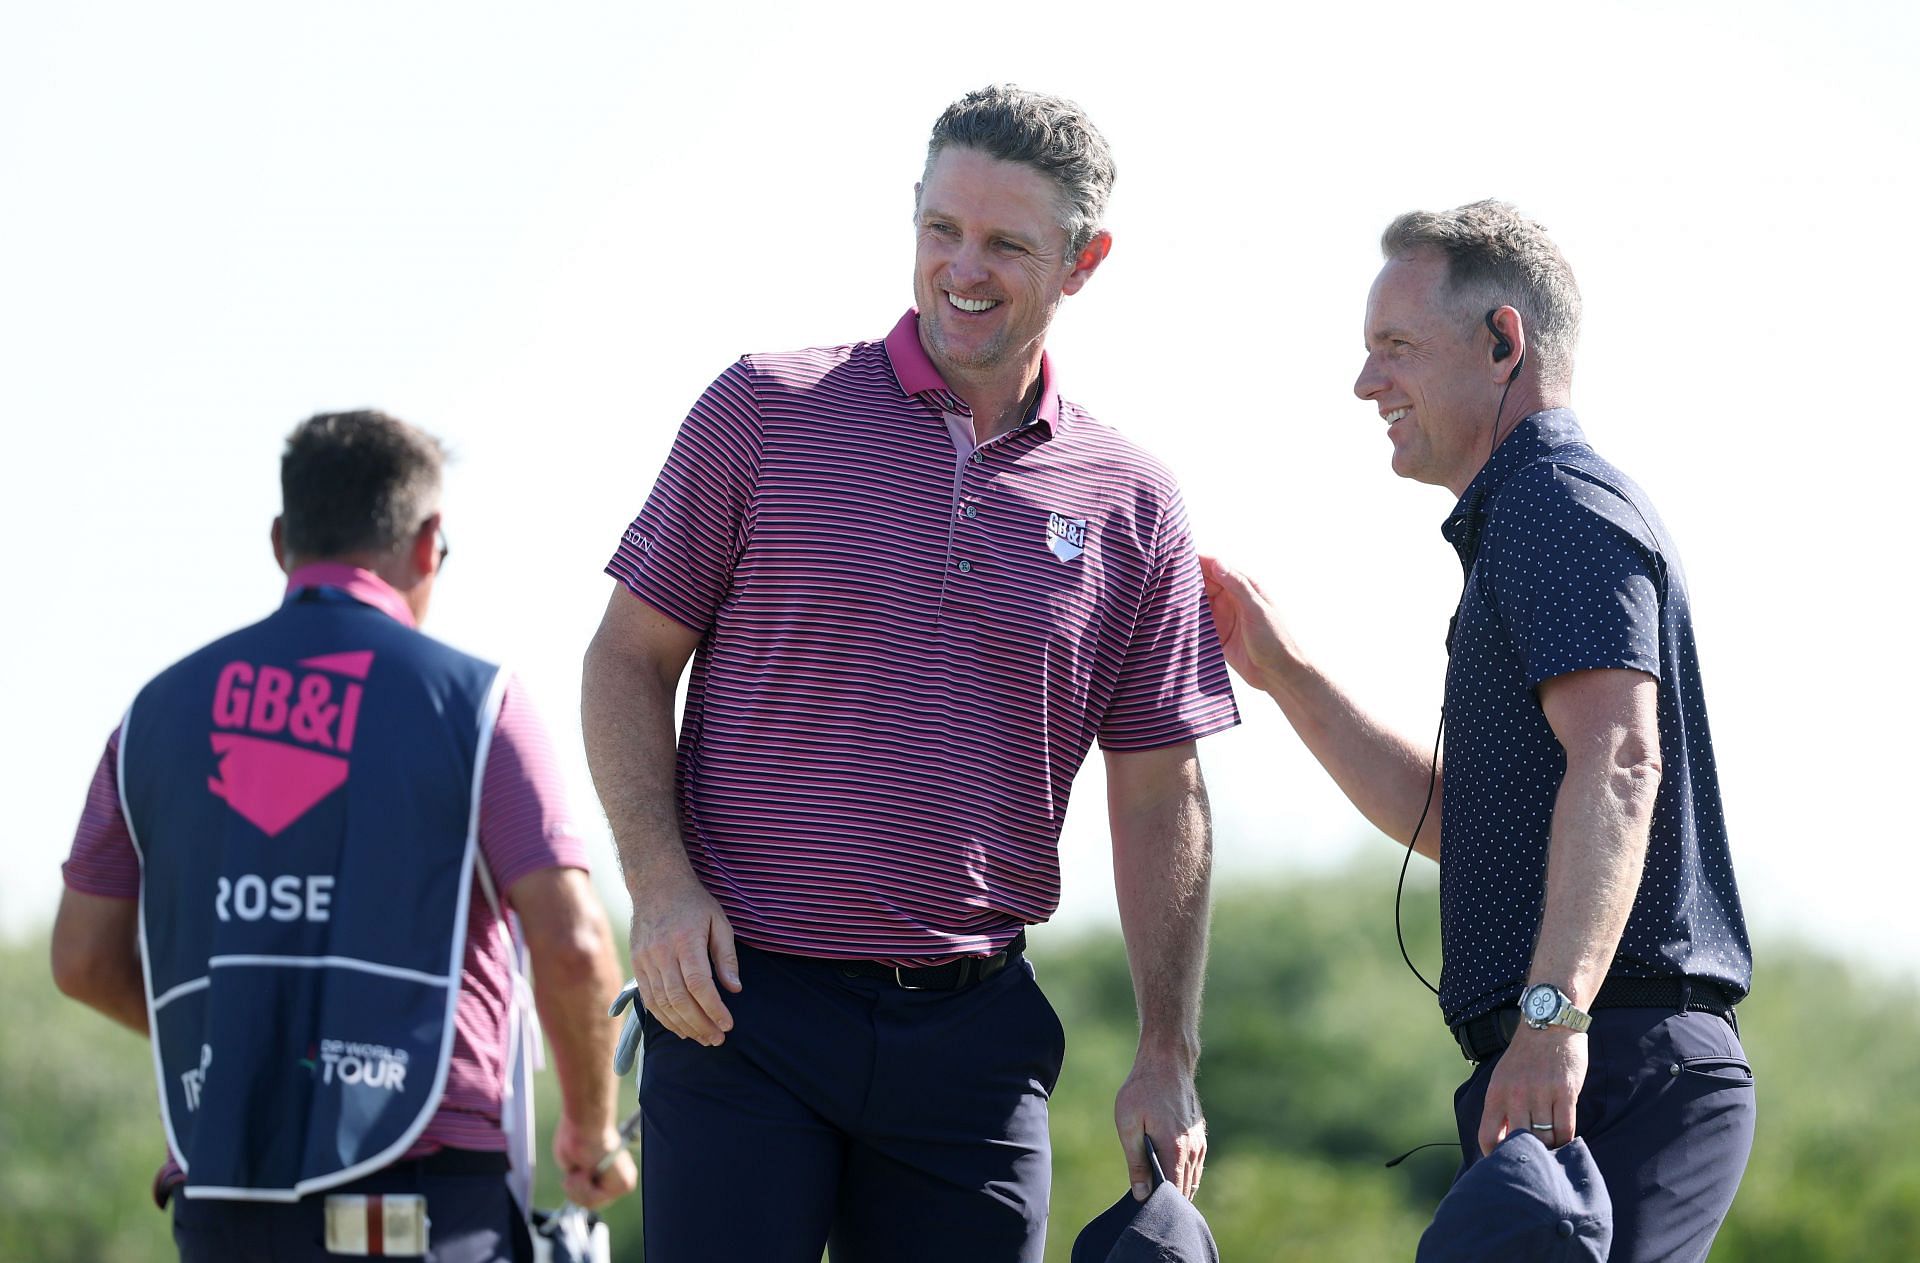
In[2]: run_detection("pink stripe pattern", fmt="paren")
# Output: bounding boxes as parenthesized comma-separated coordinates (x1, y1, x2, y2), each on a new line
(606, 311, 1238, 964)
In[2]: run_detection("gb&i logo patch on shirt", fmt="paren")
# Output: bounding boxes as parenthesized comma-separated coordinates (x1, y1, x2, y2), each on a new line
(1045, 511, 1087, 563)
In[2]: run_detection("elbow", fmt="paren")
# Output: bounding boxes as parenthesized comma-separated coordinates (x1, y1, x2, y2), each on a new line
(580, 635, 633, 747)
(582, 621, 640, 689)
(583, 629, 676, 715)
(1610, 744, 1664, 811)
(535, 928, 614, 983)
(581, 629, 620, 703)
(1565, 734, 1662, 818)
(51, 936, 119, 1007)
(50, 890, 143, 1018)
(526, 906, 619, 989)
(49, 939, 86, 1001)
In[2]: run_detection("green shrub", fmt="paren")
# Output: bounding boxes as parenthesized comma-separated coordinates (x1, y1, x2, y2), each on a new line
(9, 866, 1918, 1261)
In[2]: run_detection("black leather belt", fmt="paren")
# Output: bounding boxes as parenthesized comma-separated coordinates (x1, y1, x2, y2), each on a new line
(832, 931, 1026, 991)
(1453, 976, 1740, 1063)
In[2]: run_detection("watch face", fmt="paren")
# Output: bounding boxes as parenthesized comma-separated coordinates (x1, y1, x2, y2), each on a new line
(1523, 986, 1559, 1022)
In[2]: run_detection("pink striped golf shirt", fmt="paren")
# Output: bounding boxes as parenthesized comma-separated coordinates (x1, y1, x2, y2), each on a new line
(606, 310, 1239, 963)
(62, 565, 590, 1156)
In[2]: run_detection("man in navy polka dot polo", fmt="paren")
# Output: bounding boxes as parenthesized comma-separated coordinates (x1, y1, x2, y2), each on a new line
(1202, 200, 1754, 1262)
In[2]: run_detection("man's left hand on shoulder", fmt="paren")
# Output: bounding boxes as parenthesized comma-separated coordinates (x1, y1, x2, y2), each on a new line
(1115, 1050, 1207, 1201)
(1478, 1024, 1588, 1154)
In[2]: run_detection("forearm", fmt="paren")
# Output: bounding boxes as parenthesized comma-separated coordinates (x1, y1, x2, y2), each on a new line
(582, 625, 696, 897)
(50, 889, 149, 1034)
(525, 888, 625, 1135)
(1202, 558, 1444, 859)
(1109, 746, 1211, 1065)
(1479, 669, 1660, 1154)
(1529, 747, 1659, 1005)
(1263, 651, 1445, 860)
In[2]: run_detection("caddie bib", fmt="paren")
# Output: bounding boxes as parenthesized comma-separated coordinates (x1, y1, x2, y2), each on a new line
(120, 585, 503, 1201)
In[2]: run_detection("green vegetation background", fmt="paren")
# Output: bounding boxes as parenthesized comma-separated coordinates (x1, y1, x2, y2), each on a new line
(6, 866, 1916, 1260)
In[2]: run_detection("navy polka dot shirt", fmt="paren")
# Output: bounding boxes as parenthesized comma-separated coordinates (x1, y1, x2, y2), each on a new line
(1435, 409, 1752, 1028)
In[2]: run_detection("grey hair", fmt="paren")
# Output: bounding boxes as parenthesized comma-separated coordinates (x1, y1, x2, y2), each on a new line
(922, 84, 1116, 255)
(1381, 200, 1582, 390)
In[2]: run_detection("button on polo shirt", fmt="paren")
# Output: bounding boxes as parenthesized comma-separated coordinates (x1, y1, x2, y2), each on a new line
(1435, 409, 1751, 1027)
(606, 310, 1239, 962)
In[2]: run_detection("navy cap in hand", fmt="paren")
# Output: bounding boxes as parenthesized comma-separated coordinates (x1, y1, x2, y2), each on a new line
(1071, 1139, 1219, 1263)
(1416, 1132, 1611, 1262)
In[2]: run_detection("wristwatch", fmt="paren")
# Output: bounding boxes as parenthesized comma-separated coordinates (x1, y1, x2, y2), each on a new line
(1519, 982, 1593, 1033)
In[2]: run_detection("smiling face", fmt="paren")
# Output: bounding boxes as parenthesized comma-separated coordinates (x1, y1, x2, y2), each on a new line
(913, 146, 1101, 391)
(1353, 250, 1500, 496)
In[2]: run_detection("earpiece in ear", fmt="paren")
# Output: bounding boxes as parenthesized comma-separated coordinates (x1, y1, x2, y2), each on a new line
(1484, 309, 1513, 361)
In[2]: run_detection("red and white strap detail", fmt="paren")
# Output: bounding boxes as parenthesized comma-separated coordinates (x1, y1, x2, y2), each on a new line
(323, 1193, 428, 1256)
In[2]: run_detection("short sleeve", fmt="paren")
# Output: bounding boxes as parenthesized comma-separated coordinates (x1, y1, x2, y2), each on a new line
(63, 727, 141, 899)
(1481, 464, 1663, 691)
(478, 676, 590, 892)
(1097, 487, 1241, 751)
(604, 360, 763, 632)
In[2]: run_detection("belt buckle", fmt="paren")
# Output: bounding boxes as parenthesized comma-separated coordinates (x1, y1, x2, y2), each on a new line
(893, 965, 928, 991)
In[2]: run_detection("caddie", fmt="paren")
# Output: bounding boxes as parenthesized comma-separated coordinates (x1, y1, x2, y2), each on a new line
(53, 410, 636, 1261)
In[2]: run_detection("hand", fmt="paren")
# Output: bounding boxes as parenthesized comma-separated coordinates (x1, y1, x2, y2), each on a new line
(553, 1115, 638, 1210)
(629, 867, 741, 1046)
(1115, 1053, 1207, 1201)
(1198, 555, 1297, 695)
(1479, 1025, 1588, 1154)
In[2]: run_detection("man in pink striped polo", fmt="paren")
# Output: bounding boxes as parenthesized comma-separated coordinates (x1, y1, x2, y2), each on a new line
(584, 84, 1239, 1262)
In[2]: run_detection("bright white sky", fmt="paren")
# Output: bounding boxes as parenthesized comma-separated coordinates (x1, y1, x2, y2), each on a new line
(4, 2, 1914, 981)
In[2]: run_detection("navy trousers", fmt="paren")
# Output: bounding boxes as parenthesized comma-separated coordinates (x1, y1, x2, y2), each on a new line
(1451, 1007, 1756, 1262)
(638, 939, 1066, 1263)
(171, 1152, 525, 1262)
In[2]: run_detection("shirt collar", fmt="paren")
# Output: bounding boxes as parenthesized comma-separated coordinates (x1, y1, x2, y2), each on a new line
(283, 562, 417, 628)
(882, 309, 1066, 434)
(1441, 408, 1588, 562)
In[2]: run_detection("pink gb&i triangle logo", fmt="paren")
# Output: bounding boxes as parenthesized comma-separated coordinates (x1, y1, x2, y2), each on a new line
(206, 652, 372, 837)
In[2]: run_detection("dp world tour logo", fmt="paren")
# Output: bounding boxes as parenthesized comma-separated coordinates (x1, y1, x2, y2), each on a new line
(206, 651, 374, 837)
(1045, 512, 1087, 563)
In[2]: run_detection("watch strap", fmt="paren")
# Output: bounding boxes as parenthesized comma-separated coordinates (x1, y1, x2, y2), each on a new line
(1523, 983, 1592, 1032)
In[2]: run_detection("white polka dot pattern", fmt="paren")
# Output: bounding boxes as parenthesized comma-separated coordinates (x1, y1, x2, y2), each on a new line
(1435, 409, 1751, 1027)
